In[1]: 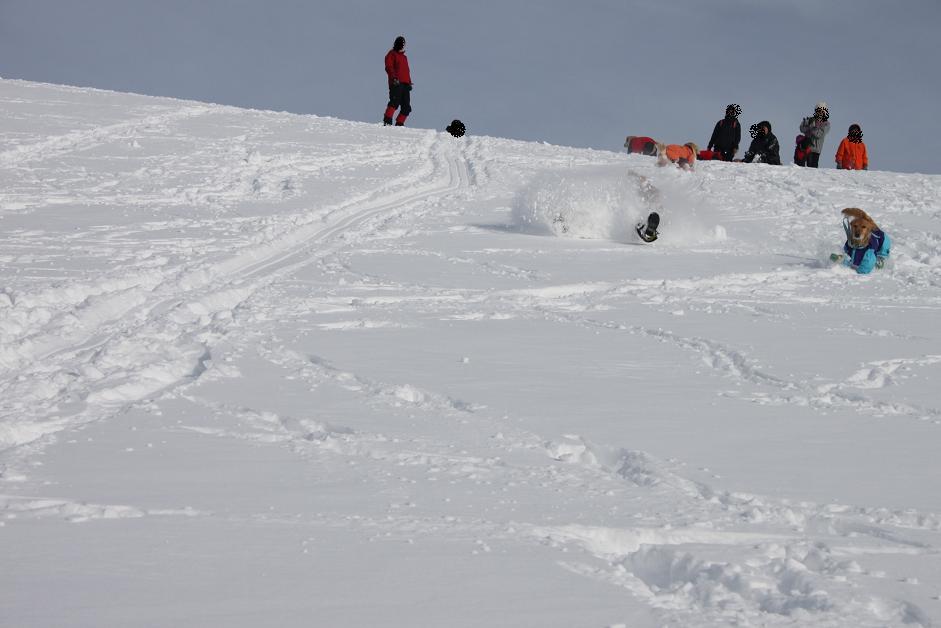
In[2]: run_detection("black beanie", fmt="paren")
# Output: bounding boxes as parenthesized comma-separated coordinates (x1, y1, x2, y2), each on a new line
(446, 119, 466, 137)
(393, 36, 406, 51)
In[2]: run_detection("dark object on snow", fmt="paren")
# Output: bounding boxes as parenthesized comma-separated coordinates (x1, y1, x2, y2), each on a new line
(636, 212, 660, 243)
(446, 119, 466, 137)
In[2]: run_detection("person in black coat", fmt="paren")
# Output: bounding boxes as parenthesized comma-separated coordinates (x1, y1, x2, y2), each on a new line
(707, 104, 742, 161)
(742, 121, 781, 165)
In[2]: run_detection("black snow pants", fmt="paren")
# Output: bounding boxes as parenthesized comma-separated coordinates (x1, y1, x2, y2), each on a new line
(387, 83, 412, 118)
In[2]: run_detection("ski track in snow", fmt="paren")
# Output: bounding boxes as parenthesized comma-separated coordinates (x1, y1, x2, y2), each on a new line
(0, 91, 471, 455)
(3, 80, 941, 627)
(0, 103, 214, 168)
(0, 493, 202, 524)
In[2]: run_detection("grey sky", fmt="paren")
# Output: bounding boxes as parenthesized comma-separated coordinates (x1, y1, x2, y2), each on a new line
(2, 0, 939, 173)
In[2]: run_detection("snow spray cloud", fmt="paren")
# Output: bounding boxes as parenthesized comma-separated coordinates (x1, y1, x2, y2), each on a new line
(650, 171, 729, 247)
(512, 165, 727, 245)
(512, 165, 646, 242)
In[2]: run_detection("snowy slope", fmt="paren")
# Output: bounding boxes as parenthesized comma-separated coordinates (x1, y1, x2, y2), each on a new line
(2, 79, 941, 628)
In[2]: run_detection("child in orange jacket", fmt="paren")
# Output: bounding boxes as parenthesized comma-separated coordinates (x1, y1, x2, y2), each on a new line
(835, 124, 868, 170)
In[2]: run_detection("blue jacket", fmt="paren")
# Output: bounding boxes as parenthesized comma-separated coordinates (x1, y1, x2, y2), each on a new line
(843, 229, 890, 274)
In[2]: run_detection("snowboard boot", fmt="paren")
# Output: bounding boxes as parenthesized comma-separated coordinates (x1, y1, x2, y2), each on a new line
(636, 212, 660, 243)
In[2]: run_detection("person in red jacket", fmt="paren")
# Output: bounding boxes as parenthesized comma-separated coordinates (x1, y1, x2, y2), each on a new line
(383, 35, 412, 126)
(835, 123, 868, 170)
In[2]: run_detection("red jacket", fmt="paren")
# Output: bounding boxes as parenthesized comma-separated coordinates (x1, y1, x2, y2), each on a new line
(625, 136, 657, 155)
(384, 49, 411, 87)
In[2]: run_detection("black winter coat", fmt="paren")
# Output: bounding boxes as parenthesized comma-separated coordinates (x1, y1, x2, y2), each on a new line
(708, 117, 741, 153)
(743, 132, 781, 165)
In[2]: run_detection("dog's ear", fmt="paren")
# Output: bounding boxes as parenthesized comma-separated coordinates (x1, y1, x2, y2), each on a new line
(842, 208, 868, 222)
(842, 207, 878, 229)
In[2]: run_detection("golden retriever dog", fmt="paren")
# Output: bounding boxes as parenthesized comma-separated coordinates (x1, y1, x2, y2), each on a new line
(656, 142, 699, 170)
(842, 207, 878, 248)
(837, 207, 891, 273)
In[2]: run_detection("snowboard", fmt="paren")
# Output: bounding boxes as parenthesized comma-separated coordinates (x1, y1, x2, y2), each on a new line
(636, 212, 660, 243)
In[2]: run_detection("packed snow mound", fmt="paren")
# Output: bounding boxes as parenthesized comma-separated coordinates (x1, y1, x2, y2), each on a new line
(512, 163, 728, 246)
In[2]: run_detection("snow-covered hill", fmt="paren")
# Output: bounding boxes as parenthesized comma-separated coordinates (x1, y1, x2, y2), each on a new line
(2, 79, 941, 627)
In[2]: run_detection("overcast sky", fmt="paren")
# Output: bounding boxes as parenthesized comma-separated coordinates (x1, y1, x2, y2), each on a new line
(2, 0, 939, 173)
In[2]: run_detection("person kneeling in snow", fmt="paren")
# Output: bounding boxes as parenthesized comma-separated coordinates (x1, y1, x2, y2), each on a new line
(831, 207, 890, 274)
(741, 121, 781, 165)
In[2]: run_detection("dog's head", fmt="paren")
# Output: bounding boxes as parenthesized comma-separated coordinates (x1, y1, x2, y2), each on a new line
(654, 142, 670, 166)
(624, 136, 635, 148)
(842, 208, 878, 248)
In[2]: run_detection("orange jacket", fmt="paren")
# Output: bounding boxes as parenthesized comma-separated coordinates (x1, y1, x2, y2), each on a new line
(664, 144, 695, 164)
(835, 138, 868, 170)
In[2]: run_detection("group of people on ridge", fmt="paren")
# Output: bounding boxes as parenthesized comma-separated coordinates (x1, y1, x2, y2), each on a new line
(703, 102, 868, 169)
(381, 35, 869, 171)
(627, 103, 868, 170)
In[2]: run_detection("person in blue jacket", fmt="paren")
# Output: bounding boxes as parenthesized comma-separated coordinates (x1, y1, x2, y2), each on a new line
(832, 208, 891, 274)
